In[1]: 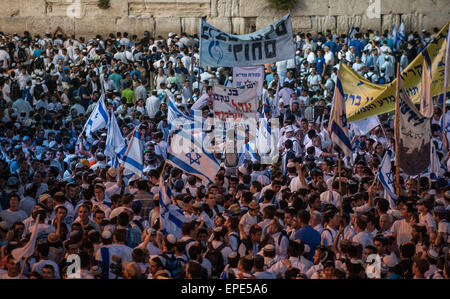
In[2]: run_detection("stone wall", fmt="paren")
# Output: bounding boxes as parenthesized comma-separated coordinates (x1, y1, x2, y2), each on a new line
(0, 0, 447, 38)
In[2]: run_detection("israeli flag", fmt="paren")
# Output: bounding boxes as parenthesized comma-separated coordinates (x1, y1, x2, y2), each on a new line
(378, 149, 397, 203)
(82, 95, 109, 138)
(168, 97, 194, 132)
(122, 129, 144, 178)
(105, 111, 127, 168)
(329, 69, 353, 158)
(392, 23, 398, 48)
(159, 177, 186, 239)
(429, 143, 444, 180)
(257, 111, 271, 155)
(348, 26, 356, 45)
(167, 126, 220, 183)
(396, 21, 405, 50)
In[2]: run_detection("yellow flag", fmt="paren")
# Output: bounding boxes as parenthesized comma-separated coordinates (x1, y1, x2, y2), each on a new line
(341, 23, 450, 122)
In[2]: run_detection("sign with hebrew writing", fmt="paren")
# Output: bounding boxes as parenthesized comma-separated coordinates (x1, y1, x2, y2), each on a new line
(200, 14, 295, 67)
(341, 23, 450, 122)
(212, 84, 258, 120)
(233, 66, 264, 97)
(396, 77, 431, 176)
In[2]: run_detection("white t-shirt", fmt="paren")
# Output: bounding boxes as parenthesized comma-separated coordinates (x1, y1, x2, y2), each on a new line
(239, 212, 257, 236)
(391, 219, 413, 247)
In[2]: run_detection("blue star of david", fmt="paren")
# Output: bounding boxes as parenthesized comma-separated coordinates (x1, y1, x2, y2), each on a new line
(94, 112, 99, 119)
(186, 150, 201, 165)
(386, 171, 393, 185)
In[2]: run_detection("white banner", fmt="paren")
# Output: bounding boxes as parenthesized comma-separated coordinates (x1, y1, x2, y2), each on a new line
(200, 14, 295, 67)
(233, 66, 264, 97)
(213, 84, 258, 120)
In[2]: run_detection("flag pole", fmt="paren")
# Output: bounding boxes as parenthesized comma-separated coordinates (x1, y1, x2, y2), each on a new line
(338, 153, 343, 216)
(395, 62, 401, 196)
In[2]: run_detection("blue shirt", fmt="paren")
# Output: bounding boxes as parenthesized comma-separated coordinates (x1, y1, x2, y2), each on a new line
(349, 40, 363, 58)
(324, 41, 337, 55)
(315, 57, 326, 74)
(293, 225, 321, 261)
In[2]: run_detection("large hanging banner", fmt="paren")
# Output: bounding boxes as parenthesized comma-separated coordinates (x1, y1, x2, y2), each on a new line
(212, 83, 258, 120)
(341, 23, 450, 122)
(200, 14, 295, 67)
(233, 66, 264, 97)
(396, 78, 431, 176)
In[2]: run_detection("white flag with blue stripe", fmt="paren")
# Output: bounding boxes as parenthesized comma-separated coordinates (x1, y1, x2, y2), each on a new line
(122, 129, 144, 178)
(159, 177, 186, 239)
(329, 69, 353, 158)
(395, 21, 405, 51)
(82, 95, 109, 138)
(168, 97, 194, 132)
(167, 126, 220, 183)
(105, 111, 127, 168)
(257, 111, 271, 155)
(378, 149, 397, 203)
(348, 26, 356, 46)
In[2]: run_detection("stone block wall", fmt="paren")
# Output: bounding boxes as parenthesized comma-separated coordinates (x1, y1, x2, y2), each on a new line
(0, 0, 447, 38)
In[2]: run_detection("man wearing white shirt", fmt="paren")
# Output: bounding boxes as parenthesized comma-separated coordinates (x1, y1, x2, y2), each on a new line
(346, 46, 356, 63)
(146, 90, 160, 118)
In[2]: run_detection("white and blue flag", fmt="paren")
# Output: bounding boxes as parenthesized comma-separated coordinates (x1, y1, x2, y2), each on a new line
(394, 21, 405, 51)
(329, 69, 353, 158)
(168, 97, 194, 132)
(167, 126, 220, 183)
(159, 177, 186, 239)
(348, 26, 356, 45)
(82, 95, 109, 138)
(105, 111, 127, 168)
(121, 129, 144, 178)
(378, 149, 397, 204)
(257, 111, 271, 155)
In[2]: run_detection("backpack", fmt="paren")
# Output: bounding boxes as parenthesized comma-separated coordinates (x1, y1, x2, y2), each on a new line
(161, 253, 181, 279)
(10, 79, 21, 101)
(34, 84, 44, 100)
(228, 232, 241, 250)
(354, 152, 367, 165)
(205, 242, 226, 277)
(18, 47, 27, 63)
(33, 57, 45, 71)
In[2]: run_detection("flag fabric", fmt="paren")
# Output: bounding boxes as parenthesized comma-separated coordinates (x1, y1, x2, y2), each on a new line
(396, 77, 431, 175)
(378, 149, 397, 203)
(420, 57, 433, 118)
(82, 95, 109, 138)
(329, 68, 353, 158)
(430, 143, 444, 180)
(105, 111, 127, 168)
(168, 97, 194, 132)
(167, 127, 220, 183)
(348, 27, 356, 46)
(159, 177, 186, 239)
(257, 111, 271, 155)
(11, 215, 41, 262)
(392, 24, 398, 49)
(121, 129, 144, 178)
(394, 21, 405, 51)
(349, 116, 381, 136)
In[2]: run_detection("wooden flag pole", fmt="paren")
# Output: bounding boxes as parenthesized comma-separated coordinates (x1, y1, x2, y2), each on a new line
(395, 62, 401, 196)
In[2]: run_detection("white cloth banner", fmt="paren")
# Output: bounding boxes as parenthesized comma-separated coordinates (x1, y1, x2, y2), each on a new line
(233, 66, 264, 97)
(212, 83, 258, 120)
(350, 116, 380, 136)
(200, 14, 295, 67)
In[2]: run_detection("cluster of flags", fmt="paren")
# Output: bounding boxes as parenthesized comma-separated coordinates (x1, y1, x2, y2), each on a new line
(393, 21, 405, 51)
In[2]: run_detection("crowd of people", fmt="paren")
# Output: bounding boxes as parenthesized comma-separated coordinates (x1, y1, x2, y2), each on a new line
(0, 24, 449, 280)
